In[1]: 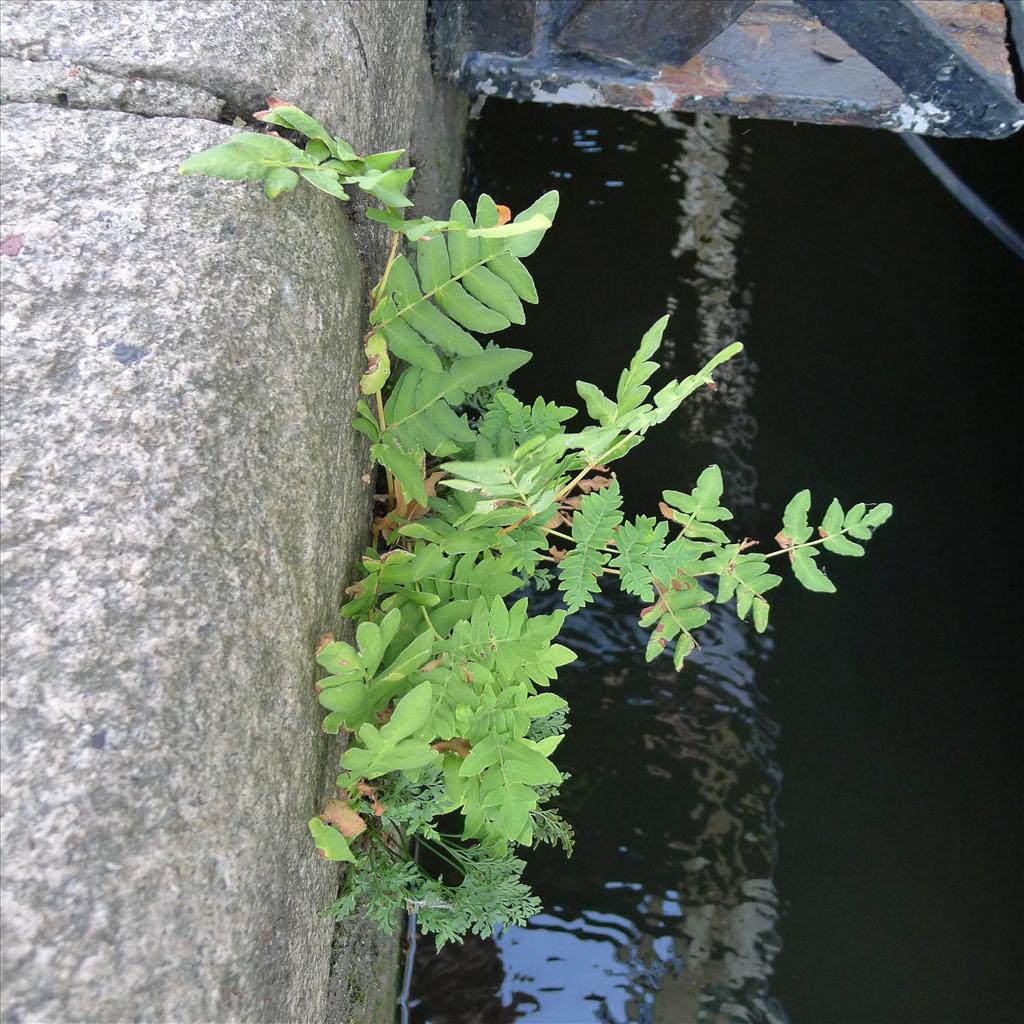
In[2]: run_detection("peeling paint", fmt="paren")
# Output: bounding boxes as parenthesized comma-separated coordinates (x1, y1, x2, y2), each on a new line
(443, 0, 1022, 138)
(535, 80, 603, 106)
(887, 99, 952, 133)
(648, 84, 679, 110)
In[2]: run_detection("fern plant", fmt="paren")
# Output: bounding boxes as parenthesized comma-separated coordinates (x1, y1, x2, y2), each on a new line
(181, 103, 893, 946)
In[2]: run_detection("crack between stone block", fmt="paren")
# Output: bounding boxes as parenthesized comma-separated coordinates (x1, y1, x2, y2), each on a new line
(345, 16, 371, 77)
(0, 53, 269, 125)
(0, 97, 232, 129)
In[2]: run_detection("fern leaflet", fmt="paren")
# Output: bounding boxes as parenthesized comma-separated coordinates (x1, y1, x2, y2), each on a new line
(557, 480, 624, 611)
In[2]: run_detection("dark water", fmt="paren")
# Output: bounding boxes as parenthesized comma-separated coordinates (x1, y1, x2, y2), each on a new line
(402, 100, 1023, 1024)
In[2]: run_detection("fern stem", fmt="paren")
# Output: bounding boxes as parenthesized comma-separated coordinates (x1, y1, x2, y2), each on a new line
(373, 389, 396, 507)
(764, 526, 857, 559)
(676, 509, 700, 538)
(539, 554, 618, 576)
(542, 526, 617, 554)
(496, 512, 534, 537)
(542, 527, 575, 544)
(368, 231, 400, 507)
(416, 836, 467, 878)
(419, 604, 441, 638)
(498, 436, 636, 538)
(544, 528, 614, 552)
(372, 230, 401, 305)
(555, 431, 638, 504)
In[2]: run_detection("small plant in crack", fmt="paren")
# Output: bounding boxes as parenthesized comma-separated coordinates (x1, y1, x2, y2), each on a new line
(181, 101, 892, 946)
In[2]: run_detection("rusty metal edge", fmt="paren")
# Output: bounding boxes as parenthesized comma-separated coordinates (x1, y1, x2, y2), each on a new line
(459, 50, 1022, 137)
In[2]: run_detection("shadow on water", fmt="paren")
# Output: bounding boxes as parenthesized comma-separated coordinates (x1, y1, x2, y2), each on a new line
(403, 98, 1023, 1023)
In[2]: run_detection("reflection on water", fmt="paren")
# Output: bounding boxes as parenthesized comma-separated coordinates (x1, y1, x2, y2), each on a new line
(408, 596, 786, 1024)
(662, 112, 758, 515)
(405, 103, 785, 1023)
(406, 83, 1024, 1024)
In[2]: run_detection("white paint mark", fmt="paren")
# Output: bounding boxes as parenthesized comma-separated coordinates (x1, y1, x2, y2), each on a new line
(648, 84, 678, 110)
(887, 100, 952, 134)
(534, 81, 602, 106)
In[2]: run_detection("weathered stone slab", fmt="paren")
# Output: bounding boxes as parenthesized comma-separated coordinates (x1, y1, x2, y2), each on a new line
(0, 1, 467, 1017)
(0, 103, 374, 1023)
(0, 0, 425, 151)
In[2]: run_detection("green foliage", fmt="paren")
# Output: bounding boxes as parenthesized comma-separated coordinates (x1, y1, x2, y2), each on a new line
(640, 575, 713, 671)
(661, 465, 733, 543)
(558, 481, 623, 612)
(308, 816, 356, 863)
(178, 102, 414, 206)
(341, 681, 439, 778)
(776, 491, 892, 593)
(182, 102, 894, 946)
(381, 347, 531, 453)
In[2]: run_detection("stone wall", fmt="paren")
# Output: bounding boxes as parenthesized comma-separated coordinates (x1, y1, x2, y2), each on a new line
(0, 3, 465, 1022)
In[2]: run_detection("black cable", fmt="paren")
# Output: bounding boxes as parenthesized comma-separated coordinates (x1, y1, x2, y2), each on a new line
(901, 133, 1024, 261)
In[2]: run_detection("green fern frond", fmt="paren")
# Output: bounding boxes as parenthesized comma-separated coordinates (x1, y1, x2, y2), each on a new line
(443, 597, 576, 689)
(660, 465, 733, 543)
(576, 320, 743, 445)
(478, 392, 578, 454)
(178, 103, 417, 207)
(382, 348, 531, 456)
(182, 111, 896, 947)
(440, 450, 561, 529)
(367, 192, 558, 379)
(557, 481, 624, 612)
(777, 492, 893, 594)
(701, 545, 782, 633)
(639, 574, 713, 670)
(610, 515, 669, 603)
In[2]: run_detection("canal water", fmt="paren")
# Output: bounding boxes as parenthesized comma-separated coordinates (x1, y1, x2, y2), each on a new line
(402, 100, 1023, 1024)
